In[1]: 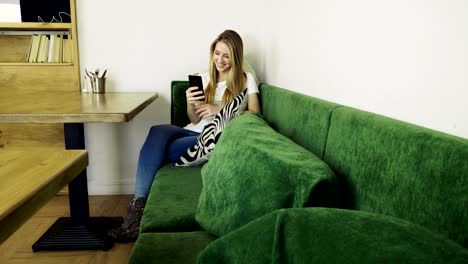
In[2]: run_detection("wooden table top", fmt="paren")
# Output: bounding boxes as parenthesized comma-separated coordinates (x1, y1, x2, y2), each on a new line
(0, 149, 88, 244)
(0, 90, 158, 123)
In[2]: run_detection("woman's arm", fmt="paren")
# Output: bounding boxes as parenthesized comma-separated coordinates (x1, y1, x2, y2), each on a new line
(243, 72, 261, 114)
(246, 93, 260, 113)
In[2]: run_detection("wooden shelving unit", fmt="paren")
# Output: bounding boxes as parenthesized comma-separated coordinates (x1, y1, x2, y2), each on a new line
(0, 0, 80, 92)
(0, 0, 80, 153)
(1, 1, 81, 196)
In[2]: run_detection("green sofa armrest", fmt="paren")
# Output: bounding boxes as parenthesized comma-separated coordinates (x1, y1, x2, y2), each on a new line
(171, 80, 190, 127)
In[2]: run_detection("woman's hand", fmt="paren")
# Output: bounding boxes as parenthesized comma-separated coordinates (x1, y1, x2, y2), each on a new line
(186, 87, 205, 124)
(195, 104, 220, 119)
(186, 87, 205, 106)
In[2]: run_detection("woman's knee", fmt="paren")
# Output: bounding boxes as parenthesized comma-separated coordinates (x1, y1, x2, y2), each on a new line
(167, 136, 199, 162)
(140, 125, 174, 158)
(147, 124, 176, 138)
(149, 124, 172, 133)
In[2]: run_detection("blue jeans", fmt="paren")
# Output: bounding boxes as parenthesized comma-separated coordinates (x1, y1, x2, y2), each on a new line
(134, 124, 199, 199)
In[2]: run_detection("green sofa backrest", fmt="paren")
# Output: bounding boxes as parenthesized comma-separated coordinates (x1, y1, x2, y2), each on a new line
(259, 84, 340, 158)
(170, 81, 468, 247)
(170, 82, 339, 159)
(323, 106, 468, 248)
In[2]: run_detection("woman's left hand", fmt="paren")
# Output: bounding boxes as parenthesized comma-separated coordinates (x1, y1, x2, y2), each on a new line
(195, 104, 220, 119)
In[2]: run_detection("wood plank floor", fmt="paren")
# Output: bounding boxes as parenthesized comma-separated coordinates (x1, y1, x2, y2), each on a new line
(0, 195, 134, 264)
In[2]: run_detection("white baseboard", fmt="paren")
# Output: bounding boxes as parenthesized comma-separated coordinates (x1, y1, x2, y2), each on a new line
(87, 180, 135, 195)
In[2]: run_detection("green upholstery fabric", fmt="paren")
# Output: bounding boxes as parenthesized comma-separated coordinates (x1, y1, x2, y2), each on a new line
(196, 113, 337, 237)
(131, 81, 468, 264)
(171, 81, 190, 127)
(129, 231, 216, 264)
(140, 164, 204, 233)
(259, 84, 340, 158)
(324, 107, 468, 248)
(197, 208, 468, 264)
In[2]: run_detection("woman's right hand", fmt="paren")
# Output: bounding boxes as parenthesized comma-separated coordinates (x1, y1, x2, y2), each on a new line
(186, 87, 205, 105)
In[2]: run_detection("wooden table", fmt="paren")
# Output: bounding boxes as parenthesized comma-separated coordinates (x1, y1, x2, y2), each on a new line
(0, 91, 158, 251)
(0, 149, 88, 245)
(0, 90, 157, 123)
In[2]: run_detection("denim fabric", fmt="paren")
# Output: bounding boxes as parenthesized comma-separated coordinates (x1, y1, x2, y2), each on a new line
(134, 124, 199, 198)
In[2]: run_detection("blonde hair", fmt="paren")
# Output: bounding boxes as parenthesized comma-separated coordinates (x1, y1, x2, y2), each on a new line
(205, 30, 246, 106)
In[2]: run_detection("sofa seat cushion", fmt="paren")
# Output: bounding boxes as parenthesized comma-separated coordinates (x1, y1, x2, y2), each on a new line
(140, 164, 204, 233)
(196, 113, 338, 237)
(197, 208, 468, 264)
(129, 231, 216, 264)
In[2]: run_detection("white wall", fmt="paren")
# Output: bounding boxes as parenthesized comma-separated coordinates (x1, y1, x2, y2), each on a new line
(264, 0, 468, 139)
(76, 0, 266, 194)
(77, 0, 468, 194)
(0, 0, 21, 22)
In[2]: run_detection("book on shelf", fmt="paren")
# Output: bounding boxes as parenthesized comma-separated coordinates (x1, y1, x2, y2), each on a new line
(36, 35, 48, 63)
(25, 34, 69, 63)
(27, 34, 41, 63)
(52, 35, 60, 63)
(47, 34, 56, 63)
(40, 35, 50, 63)
(26, 35, 34, 62)
(57, 35, 63, 63)
(62, 36, 73, 63)
(48, 34, 63, 63)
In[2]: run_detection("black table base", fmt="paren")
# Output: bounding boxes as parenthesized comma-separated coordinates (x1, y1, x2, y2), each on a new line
(32, 217, 123, 251)
(32, 123, 124, 251)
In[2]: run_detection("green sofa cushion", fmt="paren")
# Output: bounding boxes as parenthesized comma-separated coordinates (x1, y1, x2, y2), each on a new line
(259, 84, 340, 158)
(196, 113, 337, 237)
(129, 231, 216, 264)
(140, 164, 204, 233)
(324, 107, 468, 248)
(197, 208, 468, 264)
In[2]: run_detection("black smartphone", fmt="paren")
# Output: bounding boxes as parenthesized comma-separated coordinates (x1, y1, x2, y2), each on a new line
(188, 75, 204, 101)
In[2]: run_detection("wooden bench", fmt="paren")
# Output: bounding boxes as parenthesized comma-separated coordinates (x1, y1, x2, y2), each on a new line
(0, 149, 88, 244)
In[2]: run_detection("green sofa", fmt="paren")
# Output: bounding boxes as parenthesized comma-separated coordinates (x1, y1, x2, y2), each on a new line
(129, 82, 468, 263)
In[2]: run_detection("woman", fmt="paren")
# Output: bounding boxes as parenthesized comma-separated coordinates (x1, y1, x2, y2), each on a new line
(108, 29, 260, 242)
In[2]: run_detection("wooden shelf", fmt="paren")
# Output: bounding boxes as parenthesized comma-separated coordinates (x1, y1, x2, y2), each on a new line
(0, 62, 74, 66)
(0, 22, 72, 31)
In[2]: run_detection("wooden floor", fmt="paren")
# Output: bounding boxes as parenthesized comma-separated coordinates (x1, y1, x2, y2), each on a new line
(0, 195, 134, 264)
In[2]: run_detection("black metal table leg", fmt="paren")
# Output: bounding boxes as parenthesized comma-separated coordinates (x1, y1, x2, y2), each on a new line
(32, 123, 123, 252)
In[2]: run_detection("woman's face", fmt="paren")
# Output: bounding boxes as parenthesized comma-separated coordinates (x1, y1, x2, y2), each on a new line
(213, 41, 232, 74)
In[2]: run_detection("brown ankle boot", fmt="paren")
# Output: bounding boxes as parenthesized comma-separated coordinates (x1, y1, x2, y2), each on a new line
(108, 197, 146, 243)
